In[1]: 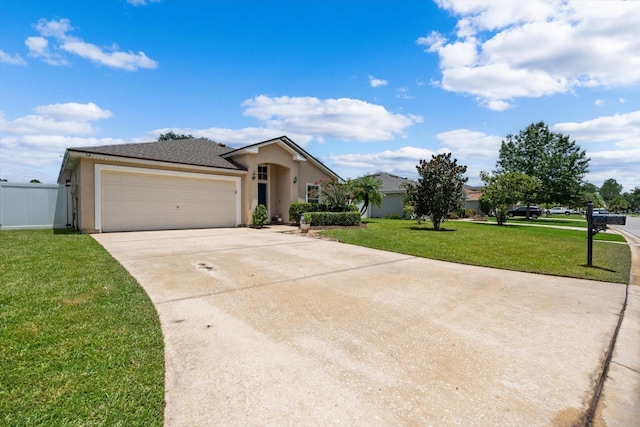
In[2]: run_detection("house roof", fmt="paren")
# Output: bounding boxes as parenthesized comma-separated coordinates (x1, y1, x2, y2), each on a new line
(57, 136, 341, 183)
(367, 172, 413, 193)
(63, 138, 243, 170)
(463, 185, 484, 201)
(223, 136, 342, 181)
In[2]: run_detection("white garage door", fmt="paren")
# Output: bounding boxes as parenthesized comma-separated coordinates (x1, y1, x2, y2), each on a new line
(100, 169, 238, 232)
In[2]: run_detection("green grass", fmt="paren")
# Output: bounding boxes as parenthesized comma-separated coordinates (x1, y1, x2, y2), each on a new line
(489, 216, 589, 228)
(0, 230, 164, 426)
(320, 219, 630, 283)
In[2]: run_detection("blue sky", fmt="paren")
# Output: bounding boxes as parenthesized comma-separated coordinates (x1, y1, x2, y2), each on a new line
(1, 0, 639, 192)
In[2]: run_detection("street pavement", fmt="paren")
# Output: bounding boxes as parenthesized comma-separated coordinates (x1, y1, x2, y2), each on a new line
(594, 218, 640, 426)
(614, 215, 640, 238)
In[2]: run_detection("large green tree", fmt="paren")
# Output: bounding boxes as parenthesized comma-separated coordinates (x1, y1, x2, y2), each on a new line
(404, 153, 468, 231)
(157, 131, 194, 141)
(599, 178, 623, 203)
(496, 121, 589, 205)
(578, 182, 605, 209)
(480, 172, 542, 224)
(350, 175, 385, 215)
(623, 187, 640, 211)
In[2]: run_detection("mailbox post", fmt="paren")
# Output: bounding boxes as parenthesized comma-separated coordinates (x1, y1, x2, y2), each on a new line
(587, 202, 594, 266)
(586, 201, 627, 267)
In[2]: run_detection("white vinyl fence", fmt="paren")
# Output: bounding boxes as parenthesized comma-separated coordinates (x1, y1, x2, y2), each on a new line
(0, 182, 72, 230)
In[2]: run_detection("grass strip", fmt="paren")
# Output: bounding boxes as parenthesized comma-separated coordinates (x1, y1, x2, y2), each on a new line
(0, 230, 164, 426)
(320, 219, 630, 284)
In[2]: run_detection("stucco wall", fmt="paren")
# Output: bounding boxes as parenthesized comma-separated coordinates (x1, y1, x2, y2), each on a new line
(233, 144, 333, 224)
(370, 193, 406, 218)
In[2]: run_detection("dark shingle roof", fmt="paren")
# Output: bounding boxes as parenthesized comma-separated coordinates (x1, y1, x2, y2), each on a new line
(68, 138, 245, 171)
(368, 172, 413, 193)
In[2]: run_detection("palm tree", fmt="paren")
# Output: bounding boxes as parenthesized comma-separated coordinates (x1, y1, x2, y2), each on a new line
(351, 175, 385, 215)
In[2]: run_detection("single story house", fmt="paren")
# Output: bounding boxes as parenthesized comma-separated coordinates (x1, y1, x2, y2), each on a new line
(57, 136, 340, 233)
(361, 172, 414, 218)
(463, 185, 485, 215)
(360, 172, 485, 218)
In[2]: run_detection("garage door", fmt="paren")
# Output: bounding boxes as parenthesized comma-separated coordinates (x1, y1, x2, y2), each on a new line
(100, 169, 238, 232)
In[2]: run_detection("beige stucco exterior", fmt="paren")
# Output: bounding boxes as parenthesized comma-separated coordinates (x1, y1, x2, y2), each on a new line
(60, 137, 338, 233)
(232, 142, 333, 225)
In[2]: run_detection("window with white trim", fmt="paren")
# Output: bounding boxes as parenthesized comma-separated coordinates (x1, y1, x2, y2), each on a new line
(258, 165, 268, 181)
(306, 183, 320, 203)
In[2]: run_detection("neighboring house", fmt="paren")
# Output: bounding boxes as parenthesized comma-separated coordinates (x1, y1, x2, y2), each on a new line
(463, 185, 485, 214)
(57, 136, 340, 233)
(361, 172, 413, 218)
(359, 174, 485, 218)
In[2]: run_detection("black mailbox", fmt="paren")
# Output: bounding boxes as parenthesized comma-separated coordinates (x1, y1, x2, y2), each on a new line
(592, 214, 627, 226)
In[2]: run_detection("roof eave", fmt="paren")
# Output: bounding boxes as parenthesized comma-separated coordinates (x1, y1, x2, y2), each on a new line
(59, 149, 248, 177)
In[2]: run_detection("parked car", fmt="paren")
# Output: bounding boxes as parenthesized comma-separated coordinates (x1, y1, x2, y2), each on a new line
(593, 208, 609, 214)
(507, 206, 543, 218)
(546, 207, 572, 215)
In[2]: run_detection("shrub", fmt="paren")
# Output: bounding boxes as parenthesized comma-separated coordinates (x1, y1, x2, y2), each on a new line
(251, 204, 269, 228)
(455, 208, 477, 218)
(302, 211, 361, 226)
(385, 213, 402, 219)
(289, 202, 358, 224)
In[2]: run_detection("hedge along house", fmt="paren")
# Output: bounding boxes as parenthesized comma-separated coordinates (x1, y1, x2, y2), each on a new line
(57, 136, 341, 233)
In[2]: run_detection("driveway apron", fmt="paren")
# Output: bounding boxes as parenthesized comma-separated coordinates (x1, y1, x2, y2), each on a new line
(93, 228, 626, 426)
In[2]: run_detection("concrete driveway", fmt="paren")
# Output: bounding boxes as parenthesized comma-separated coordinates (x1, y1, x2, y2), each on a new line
(93, 227, 627, 426)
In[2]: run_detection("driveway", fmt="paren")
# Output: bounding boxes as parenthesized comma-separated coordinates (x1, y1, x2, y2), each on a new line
(94, 227, 626, 426)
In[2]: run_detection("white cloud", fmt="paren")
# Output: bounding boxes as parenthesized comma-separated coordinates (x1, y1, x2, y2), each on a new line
(1, 102, 112, 137)
(368, 75, 388, 87)
(26, 18, 158, 70)
(0, 102, 119, 183)
(0, 50, 26, 65)
(594, 99, 605, 106)
(25, 36, 69, 66)
(127, 0, 161, 5)
(330, 146, 440, 178)
(61, 41, 158, 71)
(396, 86, 412, 99)
(34, 102, 113, 121)
(550, 111, 640, 189)
(552, 110, 640, 147)
(436, 129, 502, 159)
(241, 95, 422, 141)
(421, 0, 640, 109)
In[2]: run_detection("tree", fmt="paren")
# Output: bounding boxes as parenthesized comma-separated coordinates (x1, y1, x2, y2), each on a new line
(318, 179, 351, 212)
(608, 196, 629, 213)
(623, 187, 640, 211)
(0, 178, 7, 182)
(30, 179, 41, 183)
(404, 153, 468, 231)
(496, 121, 589, 206)
(350, 175, 385, 215)
(577, 182, 604, 209)
(599, 178, 623, 203)
(479, 172, 542, 224)
(157, 131, 194, 141)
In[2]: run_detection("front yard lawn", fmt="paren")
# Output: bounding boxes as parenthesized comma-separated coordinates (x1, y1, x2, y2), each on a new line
(0, 230, 164, 426)
(320, 219, 630, 283)
(490, 217, 589, 228)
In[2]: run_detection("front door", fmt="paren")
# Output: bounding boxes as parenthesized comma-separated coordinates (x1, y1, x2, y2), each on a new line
(258, 182, 267, 208)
